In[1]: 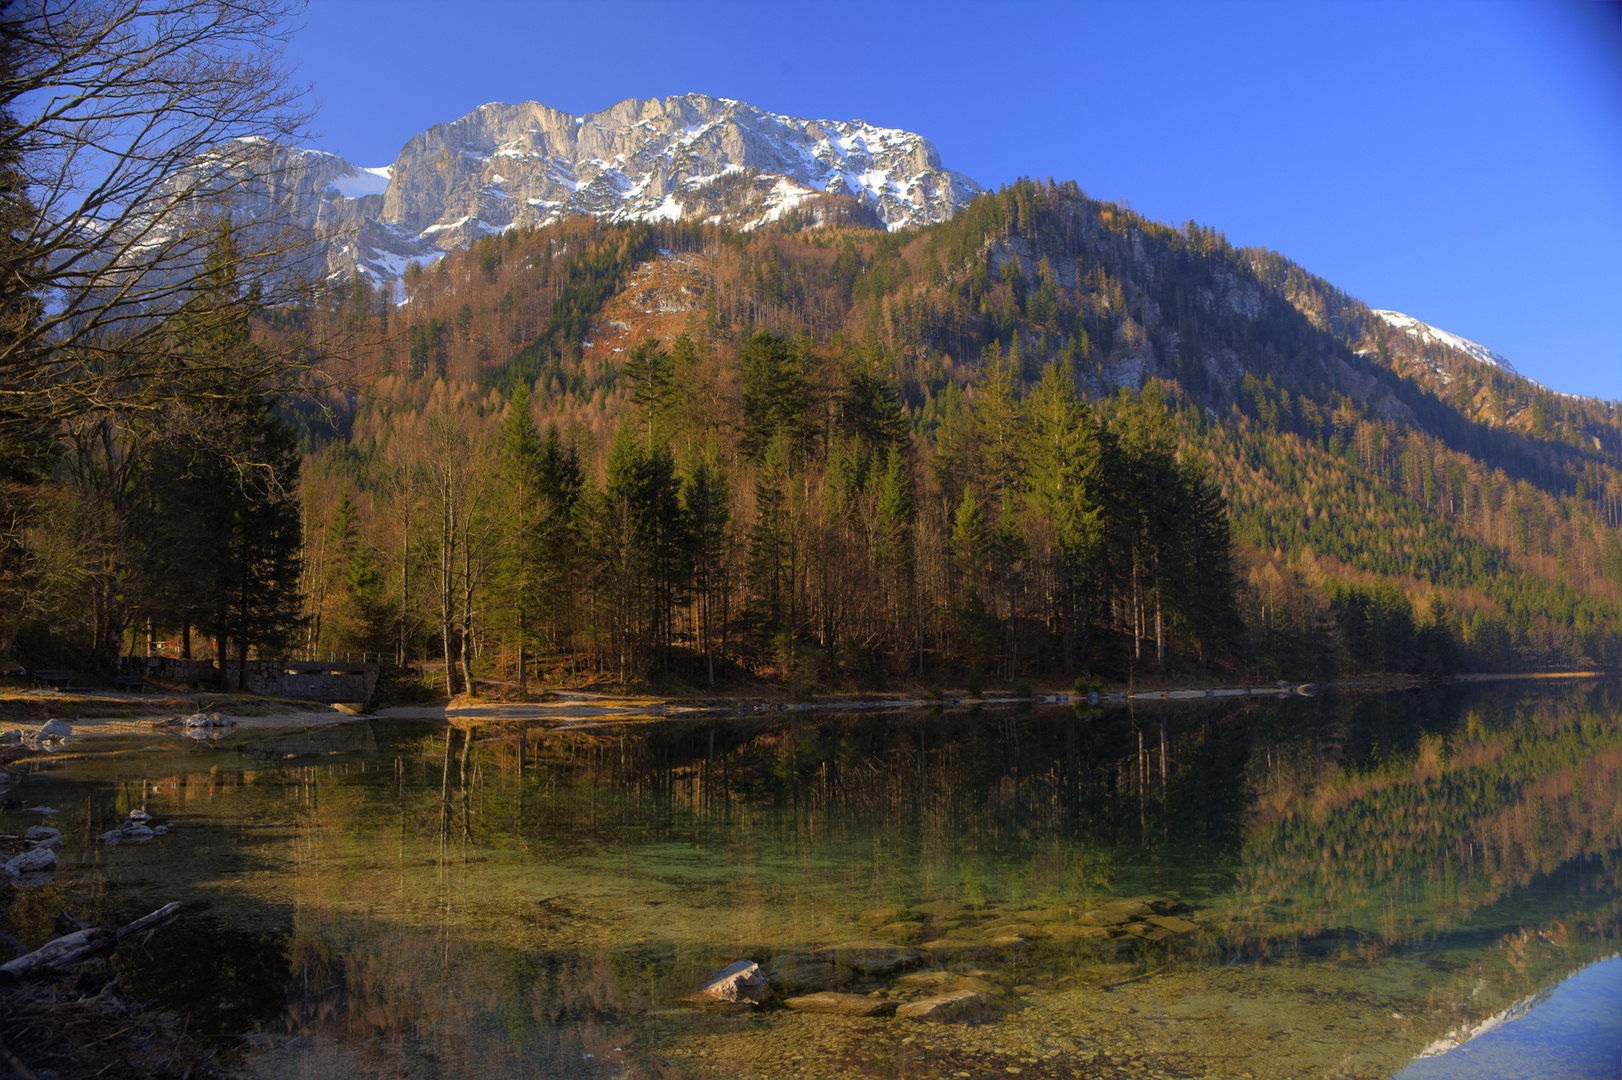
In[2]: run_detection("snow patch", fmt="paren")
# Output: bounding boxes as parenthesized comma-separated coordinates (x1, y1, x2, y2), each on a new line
(328, 166, 391, 199)
(1372, 310, 1515, 374)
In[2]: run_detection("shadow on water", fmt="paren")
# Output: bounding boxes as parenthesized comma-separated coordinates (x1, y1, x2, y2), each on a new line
(1, 679, 1616, 1078)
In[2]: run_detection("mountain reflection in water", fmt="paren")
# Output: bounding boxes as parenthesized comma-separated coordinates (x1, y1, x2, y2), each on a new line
(2, 678, 1617, 1080)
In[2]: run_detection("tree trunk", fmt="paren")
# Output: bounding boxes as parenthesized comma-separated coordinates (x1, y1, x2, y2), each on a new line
(0, 903, 182, 985)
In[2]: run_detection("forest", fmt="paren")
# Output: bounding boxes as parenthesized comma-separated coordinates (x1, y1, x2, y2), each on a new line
(6, 172, 1621, 692)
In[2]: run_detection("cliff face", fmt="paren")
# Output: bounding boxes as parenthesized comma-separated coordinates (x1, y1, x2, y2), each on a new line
(213, 95, 983, 282)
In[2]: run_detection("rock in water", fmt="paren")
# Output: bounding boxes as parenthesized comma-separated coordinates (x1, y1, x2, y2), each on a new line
(811, 941, 926, 977)
(23, 826, 62, 851)
(767, 954, 845, 994)
(696, 960, 767, 1004)
(896, 989, 989, 1021)
(38, 719, 72, 737)
(784, 992, 897, 1017)
(6, 846, 56, 874)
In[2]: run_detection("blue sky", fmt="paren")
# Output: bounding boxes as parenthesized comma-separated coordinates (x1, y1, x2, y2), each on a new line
(286, 0, 1620, 401)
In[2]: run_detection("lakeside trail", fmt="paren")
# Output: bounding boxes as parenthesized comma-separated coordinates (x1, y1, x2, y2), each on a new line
(0, 669, 1608, 742)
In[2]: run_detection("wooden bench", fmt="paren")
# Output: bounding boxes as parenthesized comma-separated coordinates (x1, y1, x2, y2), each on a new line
(114, 675, 147, 695)
(30, 669, 69, 690)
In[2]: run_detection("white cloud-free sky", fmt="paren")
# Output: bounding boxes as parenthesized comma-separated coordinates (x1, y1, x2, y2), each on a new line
(287, 0, 1621, 400)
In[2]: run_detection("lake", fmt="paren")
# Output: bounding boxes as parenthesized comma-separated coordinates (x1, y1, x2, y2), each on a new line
(2, 678, 1617, 1079)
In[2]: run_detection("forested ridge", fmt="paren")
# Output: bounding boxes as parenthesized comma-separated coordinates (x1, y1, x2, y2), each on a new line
(10, 177, 1620, 689)
(271, 179, 1619, 689)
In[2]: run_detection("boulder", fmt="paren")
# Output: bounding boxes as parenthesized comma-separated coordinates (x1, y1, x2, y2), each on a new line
(812, 941, 926, 977)
(0, 863, 15, 886)
(896, 989, 988, 1021)
(767, 954, 846, 994)
(1145, 915, 1199, 935)
(182, 712, 235, 728)
(0, 730, 21, 745)
(23, 827, 62, 851)
(120, 825, 154, 843)
(98, 830, 123, 844)
(127, 810, 152, 823)
(6, 846, 56, 874)
(783, 992, 896, 1017)
(695, 960, 767, 1004)
(38, 719, 72, 738)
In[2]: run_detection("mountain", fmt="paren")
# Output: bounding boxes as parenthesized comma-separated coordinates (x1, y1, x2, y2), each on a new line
(226, 94, 982, 283)
(306, 177, 1619, 676)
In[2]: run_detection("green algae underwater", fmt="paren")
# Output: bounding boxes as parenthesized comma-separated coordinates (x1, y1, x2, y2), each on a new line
(2, 678, 1617, 1080)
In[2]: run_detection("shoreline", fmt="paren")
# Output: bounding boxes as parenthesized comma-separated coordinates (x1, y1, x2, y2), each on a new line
(0, 668, 1611, 744)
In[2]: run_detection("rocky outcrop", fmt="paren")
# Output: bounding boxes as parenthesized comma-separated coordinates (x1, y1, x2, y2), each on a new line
(196, 95, 982, 283)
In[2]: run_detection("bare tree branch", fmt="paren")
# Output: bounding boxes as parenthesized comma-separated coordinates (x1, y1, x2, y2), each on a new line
(0, 0, 327, 431)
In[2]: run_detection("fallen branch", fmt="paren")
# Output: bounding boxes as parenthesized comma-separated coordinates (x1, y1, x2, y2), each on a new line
(1102, 962, 1172, 991)
(0, 903, 182, 985)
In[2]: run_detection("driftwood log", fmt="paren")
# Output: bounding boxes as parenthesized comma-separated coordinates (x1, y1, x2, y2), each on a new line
(0, 902, 181, 985)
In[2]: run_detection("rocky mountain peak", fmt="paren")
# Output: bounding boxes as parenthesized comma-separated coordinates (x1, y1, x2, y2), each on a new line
(218, 94, 983, 283)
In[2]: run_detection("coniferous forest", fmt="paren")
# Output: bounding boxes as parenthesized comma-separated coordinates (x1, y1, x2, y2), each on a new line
(7, 178, 1621, 692)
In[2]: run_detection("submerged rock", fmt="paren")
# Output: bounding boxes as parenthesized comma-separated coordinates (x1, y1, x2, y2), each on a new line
(1145, 915, 1199, 934)
(812, 941, 926, 977)
(897, 971, 999, 996)
(919, 938, 993, 961)
(896, 988, 988, 1021)
(767, 954, 845, 994)
(783, 992, 896, 1017)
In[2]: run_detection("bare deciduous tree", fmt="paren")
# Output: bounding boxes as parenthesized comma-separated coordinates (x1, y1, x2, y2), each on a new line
(0, 0, 320, 430)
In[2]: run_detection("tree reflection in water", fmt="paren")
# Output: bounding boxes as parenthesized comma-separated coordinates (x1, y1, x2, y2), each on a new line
(10, 679, 1615, 1079)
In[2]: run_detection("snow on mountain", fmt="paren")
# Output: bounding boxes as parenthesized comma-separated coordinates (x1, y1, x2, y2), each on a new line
(328, 165, 391, 200)
(247, 94, 984, 281)
(1372, 310, 1517, 376)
